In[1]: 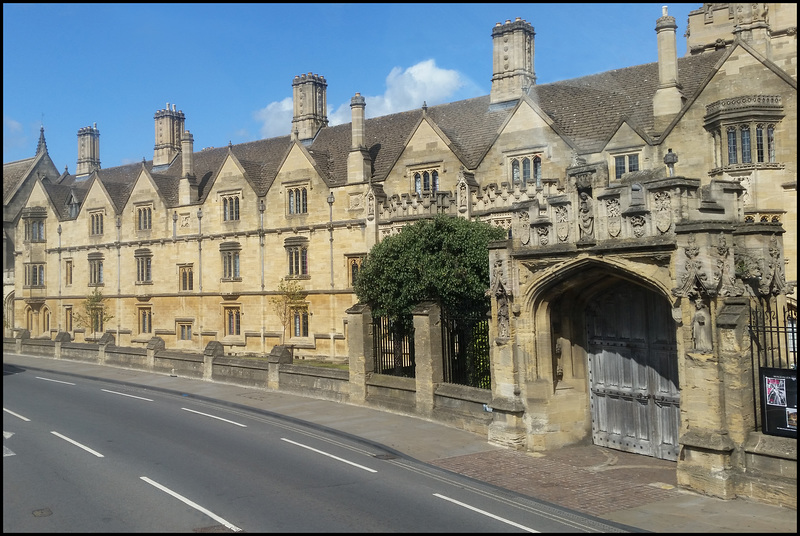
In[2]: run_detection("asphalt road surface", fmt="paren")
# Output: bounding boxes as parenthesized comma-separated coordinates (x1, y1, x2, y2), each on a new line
(4, 364, 631, 532)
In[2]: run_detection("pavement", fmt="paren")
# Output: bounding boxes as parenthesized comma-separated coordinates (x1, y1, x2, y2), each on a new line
(3, 352, 797, 533)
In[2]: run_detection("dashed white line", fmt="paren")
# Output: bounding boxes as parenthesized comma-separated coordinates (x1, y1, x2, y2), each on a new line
(101, 389, 153, 401)
(3, 431, 16, 457)
(3, 408, 31, 421)
(281, 437, 377, 473)
(181, 408, 247, 427)
(50, 431, 104, 457)
(140, 476, 242, 532)
(35, 376, 75, 385)
(433, 493, 539, 533)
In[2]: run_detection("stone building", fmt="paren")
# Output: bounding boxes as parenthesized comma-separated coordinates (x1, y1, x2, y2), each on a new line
(4, 3, 797, 505)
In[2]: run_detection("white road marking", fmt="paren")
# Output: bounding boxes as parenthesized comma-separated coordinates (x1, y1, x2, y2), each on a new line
(281, 437, 377, 473)
(50, 431, 104, 457)
(140, 476, 242, 532)
(433, 493, 539, 533)
(181, 407, 247, 427)
(101, 389, 153, 401)
(3, 408, 31, 421)
(3, 431, 15, 457)
(36, 376, 75, 385)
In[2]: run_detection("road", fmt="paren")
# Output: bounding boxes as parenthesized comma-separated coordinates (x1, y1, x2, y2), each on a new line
(4, 363, 628, 532)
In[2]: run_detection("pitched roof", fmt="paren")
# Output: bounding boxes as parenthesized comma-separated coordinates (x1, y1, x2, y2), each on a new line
(33, 48, 728, 216)
(532, 50, 726, 152)
(3, 157, 36, 202)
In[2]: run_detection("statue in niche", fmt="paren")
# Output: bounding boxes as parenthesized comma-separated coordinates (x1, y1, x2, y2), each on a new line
(578, 191, 594, 239)
(488, 258, 510, 339)
(497, 291, 510, 338)
(692, 299, 713, 352)
(554, 336, 567, 380)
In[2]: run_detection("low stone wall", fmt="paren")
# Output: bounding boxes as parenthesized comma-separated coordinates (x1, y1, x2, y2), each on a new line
(155, 350, 204, 379)
(20, 338, 55, 357)
(366, 374, 417, 413)
(434, 383, 494, 435)
(60, 342, 100, 362)
(278, 363, 349, 402)
(105, 346, 147, 370)
(212, 357, 269, 387)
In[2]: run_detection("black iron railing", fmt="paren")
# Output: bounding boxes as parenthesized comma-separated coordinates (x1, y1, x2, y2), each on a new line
(749, 303, 797, 432)
(372, 315, 415, 377)
(441, 312, 491, 389)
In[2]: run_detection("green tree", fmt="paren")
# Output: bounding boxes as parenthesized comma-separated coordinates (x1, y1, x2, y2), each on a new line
(74, 288, 114, 336)
(355, 215, 506, 374)
(354, 214, 506, 321)
(270, 278, 308, 344)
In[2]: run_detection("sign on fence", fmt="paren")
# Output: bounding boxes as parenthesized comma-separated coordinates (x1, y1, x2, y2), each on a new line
(760, 367, 797, 438)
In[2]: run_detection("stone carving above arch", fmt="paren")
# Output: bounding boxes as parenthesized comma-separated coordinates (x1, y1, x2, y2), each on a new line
(653, 191, 672, 234)
(672, 234, 717, 299)
(606, 197, 621, 238)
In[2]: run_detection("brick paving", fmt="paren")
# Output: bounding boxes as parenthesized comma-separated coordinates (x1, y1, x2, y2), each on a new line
(432, 445, 680, 518)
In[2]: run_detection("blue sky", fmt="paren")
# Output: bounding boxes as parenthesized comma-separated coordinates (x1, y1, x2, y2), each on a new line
(3, 3, 698, 172)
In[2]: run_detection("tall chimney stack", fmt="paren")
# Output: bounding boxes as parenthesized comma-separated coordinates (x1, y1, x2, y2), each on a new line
(653, 6, 684, 132)
(179, 130, 197, 204)
(347, 93, 371, 184)
(490, 18, 536, 104)
(181, 130, 194, 178)
(76, 122, 101, 178)
(153, 103, 185, 166)
(292, 73, 328, 142)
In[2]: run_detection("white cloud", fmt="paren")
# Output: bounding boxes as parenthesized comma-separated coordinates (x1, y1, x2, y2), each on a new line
(3, 115, 27, 159)
(254, 59, 468, 138)
(254, 97, 294, 139)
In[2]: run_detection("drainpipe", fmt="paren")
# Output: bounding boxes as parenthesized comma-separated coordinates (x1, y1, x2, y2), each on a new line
(328, 192, 335, 359)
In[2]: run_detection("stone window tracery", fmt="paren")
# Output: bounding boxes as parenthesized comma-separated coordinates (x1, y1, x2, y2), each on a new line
(508, 154, 542, 188)
(412, 167, 441, 195)
(704, 96, 783, 174)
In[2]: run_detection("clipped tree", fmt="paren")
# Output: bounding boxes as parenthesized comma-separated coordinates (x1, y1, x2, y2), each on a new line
(270, 278, 308, 345)
(354, 215, 506, 372)
(74, 288, 114, 336)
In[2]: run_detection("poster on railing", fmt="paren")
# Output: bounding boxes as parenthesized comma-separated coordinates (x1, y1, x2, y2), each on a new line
(760, 367, 797, 438)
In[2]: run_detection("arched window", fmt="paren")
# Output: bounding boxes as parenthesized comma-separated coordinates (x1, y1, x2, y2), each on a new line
(727, 127, 738, 164)
(521, 158, 531, 187)
(287, 187, 307, 214)
(220, 242, 241, 280)
(222, 195, 240, 221)
(511, 160, 520, 184)
(767, 125, 775, 163)
(740, 125, 751, 163)
(533, 156, 542, 188)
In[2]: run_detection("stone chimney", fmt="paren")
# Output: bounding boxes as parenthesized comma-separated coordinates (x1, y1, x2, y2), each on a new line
(153, 103, 185, 166)
(179, 130, 198, 204)
(76, 123, 101, 177)
(490, 18, 536, 105)
(347, 93, 371, 184)
(653, 6, 684, 132)
(292, 73, 328, 142)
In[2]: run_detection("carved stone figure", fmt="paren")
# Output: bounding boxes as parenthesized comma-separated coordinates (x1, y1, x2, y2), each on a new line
(692, 299, 713, 352)
(497, 291, 510, 338)
(578, 192, 594, 239)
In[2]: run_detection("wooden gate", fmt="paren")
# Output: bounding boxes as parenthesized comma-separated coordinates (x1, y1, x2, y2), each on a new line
(586, 283, 680, 460)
